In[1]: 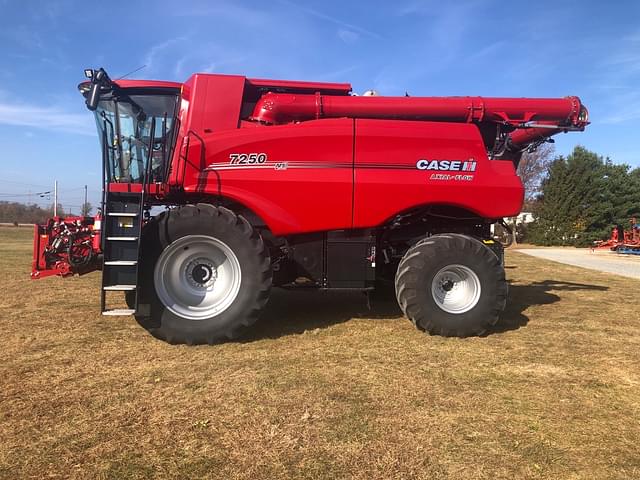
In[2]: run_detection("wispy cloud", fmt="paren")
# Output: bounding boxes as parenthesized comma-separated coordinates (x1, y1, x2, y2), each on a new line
(198, 56, 247, 74)
(589, 28, 640, 124)
(398, 1, 480, 51)
(315, 64, 361, 82)
(337, 29, 359, 44)
(174, 56, 188, 78)
(143, 36, 188, 74)
(174, 3, 275, 27)
(0, 102, 93, 135)
(27, 0, 68, 25)
(277, 0, 381, 39)
(603, 50, 640, 75)
(173, 46, 248, 79)
(396, 0, 435, 16)
(467, 41, 505, 61)
(0, 25, 44, 50)
(600, 91, 640, 124)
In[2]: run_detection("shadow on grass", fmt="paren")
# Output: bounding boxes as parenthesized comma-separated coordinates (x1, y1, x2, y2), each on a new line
(490, 280, 609, 334)
(245, 280, 609, 341)
(244, 287, 402, 341)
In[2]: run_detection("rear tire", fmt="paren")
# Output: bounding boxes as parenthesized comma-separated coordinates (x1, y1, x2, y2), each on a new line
(395, 234, 507, 337)
(135, 204, 271, 345)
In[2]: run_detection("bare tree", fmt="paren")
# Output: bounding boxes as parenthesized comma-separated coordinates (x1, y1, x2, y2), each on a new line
(50, 203, 65, 217)
(517, 143, 555, 201)
(81, 201, 93, 216)
(508, 143, 555, 245)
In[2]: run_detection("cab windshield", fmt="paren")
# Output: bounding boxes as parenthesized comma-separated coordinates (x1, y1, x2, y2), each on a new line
(94, 93, 179, 183)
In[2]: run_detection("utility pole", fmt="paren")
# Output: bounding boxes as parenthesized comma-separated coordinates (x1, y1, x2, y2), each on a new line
(84, 185, 88, 216)
(53, 180, 58, 216)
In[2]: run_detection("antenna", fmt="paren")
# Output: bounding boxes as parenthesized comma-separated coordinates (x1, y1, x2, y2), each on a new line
(115, 65, 147, 80)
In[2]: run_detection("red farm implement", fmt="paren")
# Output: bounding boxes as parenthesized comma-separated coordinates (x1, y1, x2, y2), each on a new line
(593, 217, 640, 255)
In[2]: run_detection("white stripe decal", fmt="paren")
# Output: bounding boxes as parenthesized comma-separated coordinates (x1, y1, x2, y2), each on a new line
(204, 161, 443, 171)
(205, 161, 352, 171)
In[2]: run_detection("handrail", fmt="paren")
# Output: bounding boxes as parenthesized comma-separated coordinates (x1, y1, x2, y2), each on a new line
(179, 129, 206, 186)
(142, 118, 157, 196)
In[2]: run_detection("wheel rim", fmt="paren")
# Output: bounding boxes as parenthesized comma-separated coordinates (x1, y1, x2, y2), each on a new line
(154, 235, 242, 320)
(431, 264, 481, 314)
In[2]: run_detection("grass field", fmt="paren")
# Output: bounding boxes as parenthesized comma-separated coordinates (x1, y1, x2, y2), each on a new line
(1, 225, 639, 479)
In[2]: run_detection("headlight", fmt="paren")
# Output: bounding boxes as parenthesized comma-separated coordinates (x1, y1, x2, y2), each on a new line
(578, 105, 589, 124)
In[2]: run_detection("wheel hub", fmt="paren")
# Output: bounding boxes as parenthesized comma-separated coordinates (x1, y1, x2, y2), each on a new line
(431, 264, 481, 314)
(441, 279, 454, 292)
(186, 259, 217, 288)
(154, 235, 242, 320)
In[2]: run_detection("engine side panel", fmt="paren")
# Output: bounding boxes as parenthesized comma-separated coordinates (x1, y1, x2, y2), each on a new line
(182, 118, 354, 235)
(353, 119, 524, 227)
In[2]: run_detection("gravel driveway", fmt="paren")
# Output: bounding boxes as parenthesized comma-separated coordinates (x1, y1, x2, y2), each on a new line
(516, 248, 640, 280)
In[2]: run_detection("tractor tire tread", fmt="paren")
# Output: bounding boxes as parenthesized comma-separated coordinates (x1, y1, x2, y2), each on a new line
(137, 204, 272, 345)
(395, 233, 506, 337)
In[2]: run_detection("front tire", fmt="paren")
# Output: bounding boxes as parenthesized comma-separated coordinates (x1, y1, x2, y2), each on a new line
(395, 234, 507, 337)
(136, 204, 271, 344)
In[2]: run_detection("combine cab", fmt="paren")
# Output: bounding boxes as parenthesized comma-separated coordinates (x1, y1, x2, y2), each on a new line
(32, 68, 589, 344)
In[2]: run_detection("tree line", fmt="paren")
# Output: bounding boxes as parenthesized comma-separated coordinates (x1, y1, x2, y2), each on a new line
(0, 201, 92, 224)
(524, 146, 640, 246)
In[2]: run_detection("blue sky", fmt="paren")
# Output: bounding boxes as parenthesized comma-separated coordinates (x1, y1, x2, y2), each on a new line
(1, 0, 639, 211)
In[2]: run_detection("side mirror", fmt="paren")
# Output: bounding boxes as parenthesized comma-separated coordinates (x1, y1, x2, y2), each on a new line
(86, 82, 101, 111)
(85, 68, 111, 111)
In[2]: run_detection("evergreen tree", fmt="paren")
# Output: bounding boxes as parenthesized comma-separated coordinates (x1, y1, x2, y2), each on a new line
(529, 156, 573, 245)
(529, 146, 640, 246)
(600, 162, 640, 238)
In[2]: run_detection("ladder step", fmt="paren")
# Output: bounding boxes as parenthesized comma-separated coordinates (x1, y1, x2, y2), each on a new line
(103, 284, 136, 291)
(107, 212, 138, 217)
(102, 308, 136, 316)
(106, 236, 139, 241)
(104, 260, 138, 266)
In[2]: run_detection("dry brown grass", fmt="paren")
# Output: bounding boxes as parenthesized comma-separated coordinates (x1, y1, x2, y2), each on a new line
(1, 226, 639, 479)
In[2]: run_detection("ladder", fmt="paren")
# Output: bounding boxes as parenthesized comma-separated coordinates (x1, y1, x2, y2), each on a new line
(100, 189, 145, 316)
(99, 117, 157, 316)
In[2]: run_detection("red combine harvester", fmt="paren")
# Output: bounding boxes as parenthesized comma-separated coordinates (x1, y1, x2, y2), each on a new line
(32, 68, 589, 344)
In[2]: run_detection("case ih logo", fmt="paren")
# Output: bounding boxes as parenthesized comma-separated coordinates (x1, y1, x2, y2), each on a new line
(416, 159, 477, 172)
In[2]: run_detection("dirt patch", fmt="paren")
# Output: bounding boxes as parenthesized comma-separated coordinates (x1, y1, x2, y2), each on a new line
(1, 226, 639, 479)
